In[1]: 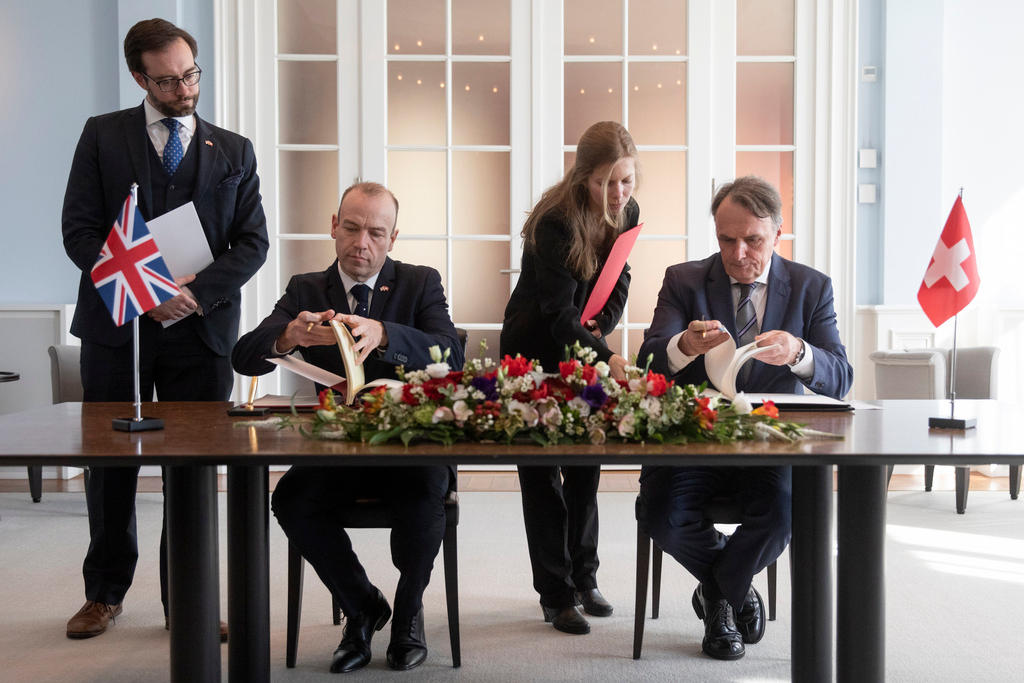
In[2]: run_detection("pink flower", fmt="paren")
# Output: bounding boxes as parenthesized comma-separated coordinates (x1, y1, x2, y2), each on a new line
(617, 412, 636, 437)
(432, 406, 455, 423)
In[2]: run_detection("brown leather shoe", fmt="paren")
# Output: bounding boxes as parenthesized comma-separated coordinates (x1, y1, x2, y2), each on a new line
(67, 600, 122, 639)
(165, 617, 228, 643)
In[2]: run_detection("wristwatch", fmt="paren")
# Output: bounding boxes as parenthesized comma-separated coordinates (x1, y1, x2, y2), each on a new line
(789, 341, 806, 367)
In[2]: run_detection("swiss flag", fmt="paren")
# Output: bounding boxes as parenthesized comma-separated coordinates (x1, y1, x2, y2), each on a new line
(917, 195, 981, 327)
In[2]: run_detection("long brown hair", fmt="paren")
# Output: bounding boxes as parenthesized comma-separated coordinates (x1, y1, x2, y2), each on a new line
(522, 121, 638, 280)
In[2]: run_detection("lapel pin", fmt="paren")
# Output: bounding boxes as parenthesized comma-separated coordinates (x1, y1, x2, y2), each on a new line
(204, 140, 213, 147)
(379, 285, 390, 293)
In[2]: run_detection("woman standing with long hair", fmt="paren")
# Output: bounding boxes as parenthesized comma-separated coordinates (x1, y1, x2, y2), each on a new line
(500, 121, 639, 634)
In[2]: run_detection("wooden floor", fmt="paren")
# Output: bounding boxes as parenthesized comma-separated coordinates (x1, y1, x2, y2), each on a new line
(1, 468, 1013, 494)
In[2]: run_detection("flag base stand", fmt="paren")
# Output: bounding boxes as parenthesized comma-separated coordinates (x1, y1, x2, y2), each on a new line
(226, 405, 270, 417)
(113, 416, 165, 432)
(928, 416, 976, 430)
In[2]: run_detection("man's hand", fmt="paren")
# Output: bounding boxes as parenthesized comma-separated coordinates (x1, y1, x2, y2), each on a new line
(677, 319, 730, 356)
(147, 275, 198, 322)
(334, 314, 388, 365)
(608, 353, 628, 381)
(753, 330, 803, 366)
(276, 310, 338, 352)
(584, 319, 603, 339)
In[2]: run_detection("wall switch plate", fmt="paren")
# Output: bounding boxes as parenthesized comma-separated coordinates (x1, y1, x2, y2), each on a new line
(859, 184, 878, 203)
(859, 149, 878, 168)
(862, 66, 878, 82)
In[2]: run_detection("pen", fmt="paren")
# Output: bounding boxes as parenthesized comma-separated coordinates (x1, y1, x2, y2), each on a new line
(306, 322, 315, 332)
(700, 314, 706, 340)
(244, 376, 258, 411)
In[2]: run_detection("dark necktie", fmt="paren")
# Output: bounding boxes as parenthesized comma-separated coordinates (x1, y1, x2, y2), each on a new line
(161, 118, 183, 175)
(351, 283, 370, 317)
(736, 282, 758, 389)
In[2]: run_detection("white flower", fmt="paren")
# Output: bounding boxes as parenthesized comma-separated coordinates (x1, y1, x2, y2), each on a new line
(432, 406, 455, 423)
(617, 412, 636, 437)
(508, 400, 539, 427)
(388, 385, 404, 401)
(594, 361, 610, 378)
(588, 426, 607, 444)
(536, 398, 562, 427)
(452, 400, 472, 422)
(453, 385, 469, 400)
(628, 378, 644, 393)
(568, 396, 591, 417)
(732, 392, 753, 415)
(426, 362, 450, 379)
(640, 395, 662, 418)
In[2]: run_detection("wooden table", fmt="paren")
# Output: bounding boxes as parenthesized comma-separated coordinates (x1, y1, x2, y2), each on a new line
(1, 399, 1021, 682)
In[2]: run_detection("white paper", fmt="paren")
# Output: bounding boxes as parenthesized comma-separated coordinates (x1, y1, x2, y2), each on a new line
(268, 356, 346, 390)
(147, 202, 214, 327)
(703, 330, 778, 399)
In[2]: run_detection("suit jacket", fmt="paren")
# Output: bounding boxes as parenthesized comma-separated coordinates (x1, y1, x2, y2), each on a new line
(501, 198, 640, 369)
(638, 252, 853, 399)
(231, 257, 464, 383)
(62, 104, 269, 356)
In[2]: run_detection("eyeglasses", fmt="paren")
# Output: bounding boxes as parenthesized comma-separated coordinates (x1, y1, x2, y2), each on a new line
(142, 66, 202, 93)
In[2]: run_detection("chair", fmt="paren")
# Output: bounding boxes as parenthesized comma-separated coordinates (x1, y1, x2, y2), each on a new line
(285, 328, 468, 669)
(28, 345, 86, 503)
(285, 490, 461, 668)
(869, 346, 1016, 513)
(633, 495, 780, 659)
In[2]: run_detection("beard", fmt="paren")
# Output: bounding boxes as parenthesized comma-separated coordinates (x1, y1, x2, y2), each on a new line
(148, 90, 199, 118)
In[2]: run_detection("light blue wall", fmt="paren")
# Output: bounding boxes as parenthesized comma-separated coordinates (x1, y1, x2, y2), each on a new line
(0, 0, 214, 308)
(856, 0, 885, 305)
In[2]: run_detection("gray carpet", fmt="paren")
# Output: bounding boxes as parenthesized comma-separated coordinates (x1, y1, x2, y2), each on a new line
(1, 488, 1022, 681)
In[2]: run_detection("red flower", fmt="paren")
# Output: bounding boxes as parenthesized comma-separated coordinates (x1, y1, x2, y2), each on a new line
(421, 376, 455, 401)
(581, 364, 598, 386)
(529, 382, 549, 401)
(752, 401, 779, 419)
(542, 377, 575, 402)
(558, 359, 580, 379)
(401, 384, 420, 406)
(317, 388, 336, 411)
(694, 396, 718, 430)
(501, 354, 534, 377)
(646, 371, 670, 397)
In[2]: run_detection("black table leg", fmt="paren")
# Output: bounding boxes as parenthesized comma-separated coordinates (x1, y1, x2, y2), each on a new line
(791, 465, 833, 683)
(837, 465, 886, 683)
(227, 465, 270, 683)
(166, 465, 221, 682)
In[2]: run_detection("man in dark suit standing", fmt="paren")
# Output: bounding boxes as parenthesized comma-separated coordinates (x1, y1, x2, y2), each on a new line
(637, 176, 852, 661)
(61, 19, 268, 639)
(232, 182, 463, 673)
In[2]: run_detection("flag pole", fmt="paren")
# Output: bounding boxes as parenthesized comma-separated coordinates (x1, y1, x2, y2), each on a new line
(113, 183, 164, 432)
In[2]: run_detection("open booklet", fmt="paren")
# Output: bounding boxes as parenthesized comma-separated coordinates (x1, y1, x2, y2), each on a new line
(702, 330, 852, 411)
(267, 319, 402, 405)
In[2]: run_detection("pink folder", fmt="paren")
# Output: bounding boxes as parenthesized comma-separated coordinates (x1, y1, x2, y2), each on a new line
(579, 223, 644, 324)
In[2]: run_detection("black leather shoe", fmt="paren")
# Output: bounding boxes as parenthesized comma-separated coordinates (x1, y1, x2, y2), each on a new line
(541, 605, 591, 634)
(734, 586, 766, 644)
(692, 586, 744, 661)
(575, 588, 613, 617)
(330, 589, 392, 674)
(386, 607, 428, 671)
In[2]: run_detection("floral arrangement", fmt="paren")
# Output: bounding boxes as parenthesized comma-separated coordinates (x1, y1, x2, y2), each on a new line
(281, 341, 828, 447)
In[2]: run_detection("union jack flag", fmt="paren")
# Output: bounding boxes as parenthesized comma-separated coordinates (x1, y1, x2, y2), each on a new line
(91, 193, 181, 326)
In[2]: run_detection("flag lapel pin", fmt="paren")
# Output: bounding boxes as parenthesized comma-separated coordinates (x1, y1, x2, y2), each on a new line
(379, 285, 390, 293)
(204, 140, 213, 147)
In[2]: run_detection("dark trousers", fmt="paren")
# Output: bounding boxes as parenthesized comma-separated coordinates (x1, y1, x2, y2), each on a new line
(80, 319, 232, 611)
(271, 465, 449, 622)
(517, 465, 601, 608)
(638, 465, 791, 609)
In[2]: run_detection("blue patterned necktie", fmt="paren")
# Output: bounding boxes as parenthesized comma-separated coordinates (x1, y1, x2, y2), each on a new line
(161, 118, 183, 175)
(351, 284, 370, 317)
(736, 282, 759, 389)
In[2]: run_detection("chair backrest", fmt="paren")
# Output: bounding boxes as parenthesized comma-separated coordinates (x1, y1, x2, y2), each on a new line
(47, 345, 83, 404)
(868, 348, 946, 399)
(944, 346, 999, 399)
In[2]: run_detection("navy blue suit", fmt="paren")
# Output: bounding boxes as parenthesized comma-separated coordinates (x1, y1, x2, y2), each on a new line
(637, 252, 852, 608)
(232, 256, 462, 624)
(62, 104, 268, 611)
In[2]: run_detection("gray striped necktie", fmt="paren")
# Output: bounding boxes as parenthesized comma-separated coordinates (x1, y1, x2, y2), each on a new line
(736, 282, 758, 389)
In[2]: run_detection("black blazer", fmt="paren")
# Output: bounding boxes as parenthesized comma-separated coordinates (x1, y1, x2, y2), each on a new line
(62, 104, 269, 355)
(500, 198, 640, 369)
(638, 252, 853, 399)
(232, 257, 463, 382)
